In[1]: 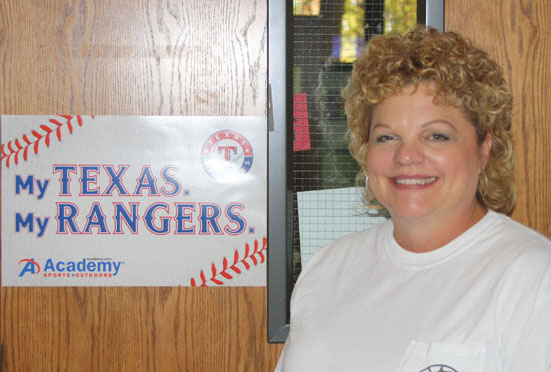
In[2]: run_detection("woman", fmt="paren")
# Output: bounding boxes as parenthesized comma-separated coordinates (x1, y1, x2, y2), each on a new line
(275, 28, 551, 372)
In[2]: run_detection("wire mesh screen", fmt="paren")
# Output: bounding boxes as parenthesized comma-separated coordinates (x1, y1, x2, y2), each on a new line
(290, 0, 416, 285)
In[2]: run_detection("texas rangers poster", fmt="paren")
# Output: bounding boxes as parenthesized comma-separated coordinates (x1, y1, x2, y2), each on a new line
(1, 115, 267, 286)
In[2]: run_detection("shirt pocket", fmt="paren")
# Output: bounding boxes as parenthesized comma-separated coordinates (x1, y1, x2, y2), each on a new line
(397, 340, 486, 372)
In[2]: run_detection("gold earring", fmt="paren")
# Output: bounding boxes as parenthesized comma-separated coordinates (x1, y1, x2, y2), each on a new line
(479, 171, 489, 197)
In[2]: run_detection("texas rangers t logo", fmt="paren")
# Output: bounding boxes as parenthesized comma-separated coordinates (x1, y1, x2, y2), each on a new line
(201, 129, 254, 182)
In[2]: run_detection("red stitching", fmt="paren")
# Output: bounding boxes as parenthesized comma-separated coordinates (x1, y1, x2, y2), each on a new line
(0, 115, 92, 168)
(190, 237, 267, 286)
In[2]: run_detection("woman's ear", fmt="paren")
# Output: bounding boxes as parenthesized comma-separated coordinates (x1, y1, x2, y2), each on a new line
(480, 133, 493, 170)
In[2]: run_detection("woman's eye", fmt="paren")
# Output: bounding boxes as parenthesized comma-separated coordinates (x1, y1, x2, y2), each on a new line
(429, 133, 450, 141)
(375, 135, 394, 143)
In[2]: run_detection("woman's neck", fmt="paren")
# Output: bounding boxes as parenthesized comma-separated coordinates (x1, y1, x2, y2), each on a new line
(391, 204, 488, 253)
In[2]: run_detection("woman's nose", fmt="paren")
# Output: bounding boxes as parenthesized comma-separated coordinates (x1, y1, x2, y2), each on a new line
(393, 140, 425, 165)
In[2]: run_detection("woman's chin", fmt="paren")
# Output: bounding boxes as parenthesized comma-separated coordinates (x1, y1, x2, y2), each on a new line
(387, 205, 434, 222)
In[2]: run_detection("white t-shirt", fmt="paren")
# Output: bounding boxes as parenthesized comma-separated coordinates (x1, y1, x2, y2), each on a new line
(275, 211, 551, 372)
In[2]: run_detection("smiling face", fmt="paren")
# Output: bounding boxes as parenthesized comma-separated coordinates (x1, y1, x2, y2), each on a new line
(365, 83, 492, 227)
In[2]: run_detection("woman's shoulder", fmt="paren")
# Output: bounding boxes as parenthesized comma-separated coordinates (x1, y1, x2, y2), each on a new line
(296, 220, 391, 283)
(485, 210, 551, 249)
(486, 211, 551, 285)
(289, 220, 390, 307)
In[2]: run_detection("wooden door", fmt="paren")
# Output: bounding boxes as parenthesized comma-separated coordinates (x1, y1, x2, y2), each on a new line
(0, 0, 283, 371)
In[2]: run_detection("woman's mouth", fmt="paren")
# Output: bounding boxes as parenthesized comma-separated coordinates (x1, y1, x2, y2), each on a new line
(392, 177, 437, 186)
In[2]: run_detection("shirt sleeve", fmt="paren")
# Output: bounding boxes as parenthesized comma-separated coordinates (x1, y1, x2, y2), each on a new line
(503, 295, 551, 371)
(500, 248, 551, 372)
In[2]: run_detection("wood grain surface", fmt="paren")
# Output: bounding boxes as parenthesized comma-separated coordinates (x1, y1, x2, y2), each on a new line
(0, 0, 267, 116)
(0, 0, 282, 371)
(2, 287, 282, 371)
(447, 0, 551, 237)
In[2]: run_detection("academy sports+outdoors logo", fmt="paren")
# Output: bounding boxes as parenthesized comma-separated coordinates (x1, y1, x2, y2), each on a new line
(18, 259, 41, 275)
(201, 129, 254, 182)
(18, 257, 123, 278)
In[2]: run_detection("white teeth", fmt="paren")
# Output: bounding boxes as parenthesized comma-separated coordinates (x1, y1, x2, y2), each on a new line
(395, 177, 436, 185)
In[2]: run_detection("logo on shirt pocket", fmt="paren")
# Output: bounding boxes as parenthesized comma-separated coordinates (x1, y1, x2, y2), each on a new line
(418, 365, 458, 372)
(398, 340, 485, 372)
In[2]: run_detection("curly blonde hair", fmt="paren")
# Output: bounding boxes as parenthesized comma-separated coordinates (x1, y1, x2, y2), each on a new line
(344, 27, 515, 214)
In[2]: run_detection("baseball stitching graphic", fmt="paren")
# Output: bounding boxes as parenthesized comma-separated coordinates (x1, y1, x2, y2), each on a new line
(190, 237, 267, 286)
(1, 115, 92, 168)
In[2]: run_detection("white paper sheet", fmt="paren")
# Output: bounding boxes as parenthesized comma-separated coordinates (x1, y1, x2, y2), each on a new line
(297, 186, 387, 267)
